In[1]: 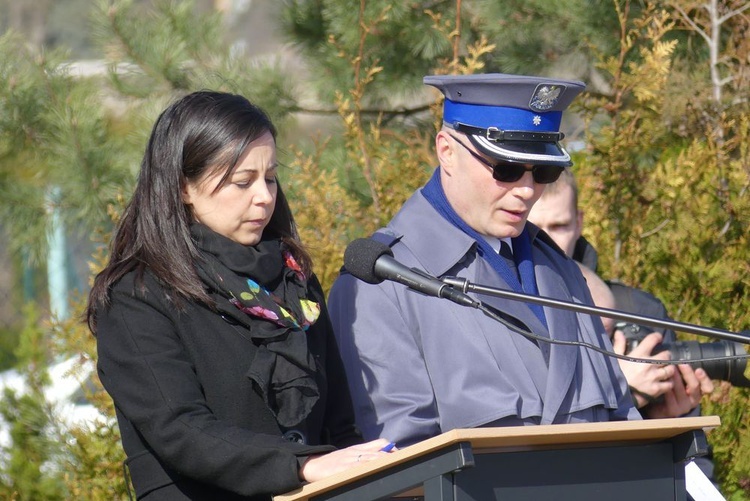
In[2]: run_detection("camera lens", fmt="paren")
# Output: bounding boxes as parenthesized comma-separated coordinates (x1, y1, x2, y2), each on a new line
(666, 340, 750, 387)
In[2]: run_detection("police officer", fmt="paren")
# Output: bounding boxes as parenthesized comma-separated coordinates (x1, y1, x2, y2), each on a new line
(328, 73, 640, 447)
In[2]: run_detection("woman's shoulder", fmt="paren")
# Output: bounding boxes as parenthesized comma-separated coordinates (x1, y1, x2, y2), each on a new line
(109, 268, 170, 304)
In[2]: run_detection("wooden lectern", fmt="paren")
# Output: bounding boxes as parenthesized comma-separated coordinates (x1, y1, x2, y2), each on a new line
(274, 416, 719, 501)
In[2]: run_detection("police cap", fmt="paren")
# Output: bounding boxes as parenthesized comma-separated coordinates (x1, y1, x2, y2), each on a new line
(424, 73, 585, 167)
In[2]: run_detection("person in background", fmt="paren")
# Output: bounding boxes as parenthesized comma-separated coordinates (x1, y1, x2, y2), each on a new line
(329, 73, 640, 448)
(527, 168, 714, 417)
(528, 169, 717, 488)
(86, 91, 392, 500)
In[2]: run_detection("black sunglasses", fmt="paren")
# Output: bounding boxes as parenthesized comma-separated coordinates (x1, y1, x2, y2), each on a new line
(450, 135, 564, 184)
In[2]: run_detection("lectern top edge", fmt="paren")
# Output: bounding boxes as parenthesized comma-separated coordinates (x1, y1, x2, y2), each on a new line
(273, 416, 720, 500)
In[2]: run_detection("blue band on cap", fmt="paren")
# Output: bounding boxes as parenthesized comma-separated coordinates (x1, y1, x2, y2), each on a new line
(443, 99, 562, 132)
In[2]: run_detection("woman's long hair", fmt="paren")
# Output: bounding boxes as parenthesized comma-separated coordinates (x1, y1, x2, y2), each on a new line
(86, 91, 310, 333)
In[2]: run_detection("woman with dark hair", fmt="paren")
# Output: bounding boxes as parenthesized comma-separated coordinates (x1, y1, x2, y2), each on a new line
(86, 91, 391, 500)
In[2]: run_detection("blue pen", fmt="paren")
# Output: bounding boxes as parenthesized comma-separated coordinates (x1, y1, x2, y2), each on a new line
(380, 442, 396, 452)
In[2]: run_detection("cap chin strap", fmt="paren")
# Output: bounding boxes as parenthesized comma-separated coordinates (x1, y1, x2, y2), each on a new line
(452, 121, 565, 143)
(471, 134, 573, 166)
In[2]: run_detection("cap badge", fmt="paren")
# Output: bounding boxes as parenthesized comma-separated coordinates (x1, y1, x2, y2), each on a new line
(529, 85, 564, 111)
(532, 115, 542, 126)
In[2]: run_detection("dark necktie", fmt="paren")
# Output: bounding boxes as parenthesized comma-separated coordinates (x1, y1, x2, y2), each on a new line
(499, 241, 519, 281)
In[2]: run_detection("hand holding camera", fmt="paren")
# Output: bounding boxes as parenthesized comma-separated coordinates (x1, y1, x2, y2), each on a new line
(612, 330, 676, 408)
(617, 322, 750, 387)
(612, 327, 715, 418)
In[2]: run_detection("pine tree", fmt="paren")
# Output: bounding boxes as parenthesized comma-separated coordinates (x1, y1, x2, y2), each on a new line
(0, 0, 748, 498)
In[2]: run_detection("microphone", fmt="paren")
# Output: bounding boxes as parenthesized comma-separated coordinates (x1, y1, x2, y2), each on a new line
(343, 238, 479, 308)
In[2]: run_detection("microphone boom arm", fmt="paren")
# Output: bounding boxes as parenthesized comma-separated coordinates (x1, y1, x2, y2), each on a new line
(443, 276, 750, 345)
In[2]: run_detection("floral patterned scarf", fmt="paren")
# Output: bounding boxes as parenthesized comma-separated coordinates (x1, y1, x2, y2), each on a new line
(190, 223, 321, 427)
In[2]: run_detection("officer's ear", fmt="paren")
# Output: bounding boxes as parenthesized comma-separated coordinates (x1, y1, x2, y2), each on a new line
(436, 129, 458, 174)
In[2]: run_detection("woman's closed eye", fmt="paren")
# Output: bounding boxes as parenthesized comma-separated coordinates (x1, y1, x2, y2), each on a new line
(231, 173, 260, 189)
(231, 164, 277, 189)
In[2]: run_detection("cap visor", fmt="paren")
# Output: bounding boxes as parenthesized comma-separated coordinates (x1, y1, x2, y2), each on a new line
(468, 135, 573, 167)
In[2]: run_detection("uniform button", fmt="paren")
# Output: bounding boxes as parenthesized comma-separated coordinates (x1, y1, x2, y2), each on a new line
(283, 430, 306, 444)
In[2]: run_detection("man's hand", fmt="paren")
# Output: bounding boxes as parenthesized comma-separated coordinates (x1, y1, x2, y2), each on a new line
(642, 363, 714, 419)
(613, 330, 674, 408)
(612, 330, 714, 417)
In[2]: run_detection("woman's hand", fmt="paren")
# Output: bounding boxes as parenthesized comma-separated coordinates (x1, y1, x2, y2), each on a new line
(300, 438, 397, 483)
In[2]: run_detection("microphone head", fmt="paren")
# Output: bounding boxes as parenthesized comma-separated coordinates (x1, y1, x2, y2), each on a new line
(343, 238, 394, 284)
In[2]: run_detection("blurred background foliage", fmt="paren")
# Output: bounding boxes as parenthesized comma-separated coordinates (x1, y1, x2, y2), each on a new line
(0, 0, 747, 499)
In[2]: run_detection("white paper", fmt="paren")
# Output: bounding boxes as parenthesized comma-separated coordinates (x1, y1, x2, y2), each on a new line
(685, 460, 725, 501)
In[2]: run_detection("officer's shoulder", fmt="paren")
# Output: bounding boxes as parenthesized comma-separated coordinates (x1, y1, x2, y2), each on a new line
(371, 229, 402, 248)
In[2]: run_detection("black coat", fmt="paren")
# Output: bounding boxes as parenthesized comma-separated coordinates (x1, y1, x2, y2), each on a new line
(96, 271, 361, 500)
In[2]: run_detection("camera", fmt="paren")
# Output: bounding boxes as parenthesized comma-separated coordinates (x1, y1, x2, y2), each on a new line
(616, 322, 750, 388)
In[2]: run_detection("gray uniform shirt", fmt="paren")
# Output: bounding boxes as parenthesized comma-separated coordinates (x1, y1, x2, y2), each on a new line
(328, 189, 640, 446)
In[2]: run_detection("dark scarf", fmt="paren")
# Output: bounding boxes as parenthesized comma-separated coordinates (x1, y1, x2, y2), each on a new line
(421, 168, 548, 328)
(190, 223, 321, 427)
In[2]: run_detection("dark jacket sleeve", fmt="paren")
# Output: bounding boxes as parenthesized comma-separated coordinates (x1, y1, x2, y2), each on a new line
(96, 277, 335, 498)
(607, 281, 677, 343)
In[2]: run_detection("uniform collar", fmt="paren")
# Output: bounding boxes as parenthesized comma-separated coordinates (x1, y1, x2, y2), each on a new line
(388, 190, 541, 277)
(484, 236, 513, 255)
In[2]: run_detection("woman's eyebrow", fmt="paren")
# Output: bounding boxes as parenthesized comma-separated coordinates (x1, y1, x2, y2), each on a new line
(232, 162, 277, 175)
